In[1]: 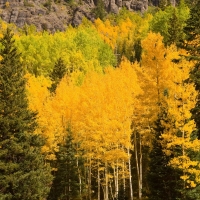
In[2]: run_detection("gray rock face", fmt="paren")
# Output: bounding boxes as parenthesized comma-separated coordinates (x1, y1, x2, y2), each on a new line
(0, 0, 97, 31)
(130, 0, 148, 12)
(0, 0, 177, 31)
(0, 0, 74, 31)
(71, 4, 95, 26)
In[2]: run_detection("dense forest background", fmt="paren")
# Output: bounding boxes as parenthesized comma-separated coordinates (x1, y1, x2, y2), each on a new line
(0, 0, 200, 199)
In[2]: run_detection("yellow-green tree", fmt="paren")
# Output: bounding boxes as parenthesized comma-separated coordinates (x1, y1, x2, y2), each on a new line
(16, 25, 116, 76)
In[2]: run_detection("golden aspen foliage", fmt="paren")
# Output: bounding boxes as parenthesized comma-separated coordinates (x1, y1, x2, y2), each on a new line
(161, 56, 200, 188)
(140, 33, 182, 113)
(94, 17, 135, 60)
(140, 32, 175, 127)
(130, 63, 156, 148)
(26, 72, 84, 161)
(50, 75, 81, 136)
(1, 11, 199, 197)
(0, 20, 11, 35)
(72, 58, 142, 189)
(94, 11, 152, 62)
(0, 20, 19, 39)
(26, 74, 61, 160)
(139, 31, 199, 191)
(5, 1, 9, 8)
(94, 18, 119, 50)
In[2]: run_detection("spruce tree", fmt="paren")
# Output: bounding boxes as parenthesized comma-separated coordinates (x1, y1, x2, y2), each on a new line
(159, 0, 171, 10)
(93, 0, 107, 20)
(48, 126, 80, 200)
(167, 8, 183, 46)
(48, 57, 66, 93)
(147, 117, 182, 200)
(0, 29, 52, 200)
(183, 0, 200, 139)
(134, 39, 142, 63)
(183, 0, 200, 60)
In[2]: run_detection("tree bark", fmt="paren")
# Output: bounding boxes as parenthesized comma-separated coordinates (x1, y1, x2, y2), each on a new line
(128, 148, 133, 200)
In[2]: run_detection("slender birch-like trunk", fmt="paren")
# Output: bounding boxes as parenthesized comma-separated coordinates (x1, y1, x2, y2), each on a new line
(98, 161, 100, 200)
(110, 180, 114, 200)
(87, 157, 92, 200)
(122, 160, 126, 200)
(105, 161, 109, 200)
(114, 159, 119, 199)
(128, 147, 133, 200)
(171, 0, 176, 7)
(134, 132, 142, 199)
(116, 160, 119, 200)
(77, 156, 82, 199)
(139, 134, 142, 199)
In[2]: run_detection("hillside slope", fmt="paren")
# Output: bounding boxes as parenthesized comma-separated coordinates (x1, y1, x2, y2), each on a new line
(0, 0, 178, 31)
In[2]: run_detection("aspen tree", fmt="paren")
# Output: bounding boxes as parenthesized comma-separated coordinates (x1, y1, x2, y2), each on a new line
(73, 60, 142, 199)
(134, 32, 175, 199)
(141, 32, 200, 198)
(94, 14, 151, 63)
(26, 74, 61, 160)
(161, 55, 200, 195)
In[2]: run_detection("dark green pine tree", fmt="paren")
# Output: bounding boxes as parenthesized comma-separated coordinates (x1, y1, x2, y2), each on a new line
(93, 0, 107, 20)
(167, 8, 183, 46)
(183, 0, 200, 60)
(133, 39, 142, 63)
(185, 138, 200, 200)
(0, 29, 53, 200)
(48, 57, 66, 93)
(183, 0, 200, 139)
(190, 62, 200, 140)
(147, 116, 182, 200)
(159, 0, 171, 10)
(48, 126, 80, 200)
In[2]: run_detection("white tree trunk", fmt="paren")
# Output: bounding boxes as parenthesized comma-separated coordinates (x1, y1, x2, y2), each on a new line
(139, 135, 142, 199)
(87, 158, 92, 200)
(128, 148, 133, 200)
(105, 161, 109, 200)
(98, 161, 100, 200)
(77, 156, 82, 199)
(116, 161, 119, 199)
(134, 132, 143, 199)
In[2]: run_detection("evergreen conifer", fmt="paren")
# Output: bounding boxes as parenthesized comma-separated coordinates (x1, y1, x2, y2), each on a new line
(183, 0, 200, 59)
(183, 0, 200, 139)
(147, 117, 182, 200)
(167, 8, 183, 45)
(48, 57, 66, 93)
(0, 28, 52, 200)
(48, 126, 80, 200)
(93, 0, 107, 20)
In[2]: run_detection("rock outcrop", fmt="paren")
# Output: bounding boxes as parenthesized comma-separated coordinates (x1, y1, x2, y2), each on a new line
(0, 0, 176, 31)
(0, 0, 76, 31)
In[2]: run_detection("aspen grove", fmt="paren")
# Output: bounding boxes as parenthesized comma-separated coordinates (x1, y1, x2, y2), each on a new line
(0, 1, 200, 199)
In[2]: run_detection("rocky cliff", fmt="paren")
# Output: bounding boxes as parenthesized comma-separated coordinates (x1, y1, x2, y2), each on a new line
(0, 0, 176, 31)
